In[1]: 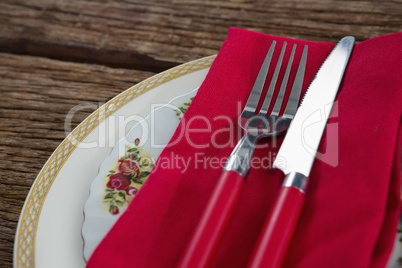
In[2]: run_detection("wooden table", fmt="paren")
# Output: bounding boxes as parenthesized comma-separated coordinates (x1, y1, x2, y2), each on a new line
(0, 0, 400, 266)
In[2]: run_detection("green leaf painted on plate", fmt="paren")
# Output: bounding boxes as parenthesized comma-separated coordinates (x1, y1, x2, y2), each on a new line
(139, 171, 150, 178)
(118, 191, 126, 200)
(104, 193, 114, 199)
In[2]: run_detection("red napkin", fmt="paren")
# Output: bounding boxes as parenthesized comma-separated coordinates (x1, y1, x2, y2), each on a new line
(87, 29, 402, 267)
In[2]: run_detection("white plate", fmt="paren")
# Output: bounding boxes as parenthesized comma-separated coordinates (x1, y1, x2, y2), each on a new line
(82, 87, 198, 261)
(13, 55, 215, 268)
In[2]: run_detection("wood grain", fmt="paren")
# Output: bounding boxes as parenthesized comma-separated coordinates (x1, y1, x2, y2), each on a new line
(0, 0, 400, 267)
(0, 0, 400, 71)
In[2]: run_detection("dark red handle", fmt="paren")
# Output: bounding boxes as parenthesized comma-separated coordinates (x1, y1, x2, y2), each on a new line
(248, 186, 305, 268)
(178, 170, 245, 268)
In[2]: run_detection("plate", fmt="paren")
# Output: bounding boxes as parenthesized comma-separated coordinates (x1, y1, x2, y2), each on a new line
(82, 87, 198, 261)
(13, 55, 215, 268)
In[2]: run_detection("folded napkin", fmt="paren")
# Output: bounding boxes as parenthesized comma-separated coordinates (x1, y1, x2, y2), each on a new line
(87, 29, 402, 267)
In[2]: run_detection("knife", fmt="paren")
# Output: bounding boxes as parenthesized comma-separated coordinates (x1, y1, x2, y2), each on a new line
(248, 36, 355, 268)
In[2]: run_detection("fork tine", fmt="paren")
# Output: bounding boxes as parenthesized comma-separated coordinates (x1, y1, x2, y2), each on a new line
(282, 45, 308, 118)
(270, 44, 297, 117)
(243, 41, 276, 114)
(259, 42, 287, 115)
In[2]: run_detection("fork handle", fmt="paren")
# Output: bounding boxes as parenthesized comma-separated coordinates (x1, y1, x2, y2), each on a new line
(179, 170, 245, 268)
(248, 172, 309, 268)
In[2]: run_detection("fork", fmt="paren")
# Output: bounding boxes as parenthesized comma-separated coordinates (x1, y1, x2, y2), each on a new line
(178, 41, 308, 268)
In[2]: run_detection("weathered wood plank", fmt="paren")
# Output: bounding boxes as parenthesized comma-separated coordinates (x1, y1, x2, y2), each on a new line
(0, 0, 400, 71)
(0, 53, 155, 267)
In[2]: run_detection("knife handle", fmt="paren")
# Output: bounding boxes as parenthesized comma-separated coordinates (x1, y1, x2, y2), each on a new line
(248, 172, 308, 268)
(179, 170, 245, 268)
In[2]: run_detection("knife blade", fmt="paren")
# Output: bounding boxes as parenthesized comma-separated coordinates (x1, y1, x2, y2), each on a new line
(248, 36, 355, 268)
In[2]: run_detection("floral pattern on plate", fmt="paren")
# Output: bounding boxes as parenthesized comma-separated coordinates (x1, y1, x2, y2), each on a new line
(174, 97, 193, 120)
(82, 88, 199, 262)
(102, 97, 194, 215)
(103, 138, 154, 215)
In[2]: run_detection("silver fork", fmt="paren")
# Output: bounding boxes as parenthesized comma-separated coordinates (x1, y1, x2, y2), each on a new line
(179, 41, 308, 268)
(225, 41, 308, 177)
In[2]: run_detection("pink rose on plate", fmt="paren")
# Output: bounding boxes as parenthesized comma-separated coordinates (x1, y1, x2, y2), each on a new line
(109, 205, 119, 215)
(125, 186, 138, 196)
(118, 156, 140, 177)
(107, 173, 131, 191)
